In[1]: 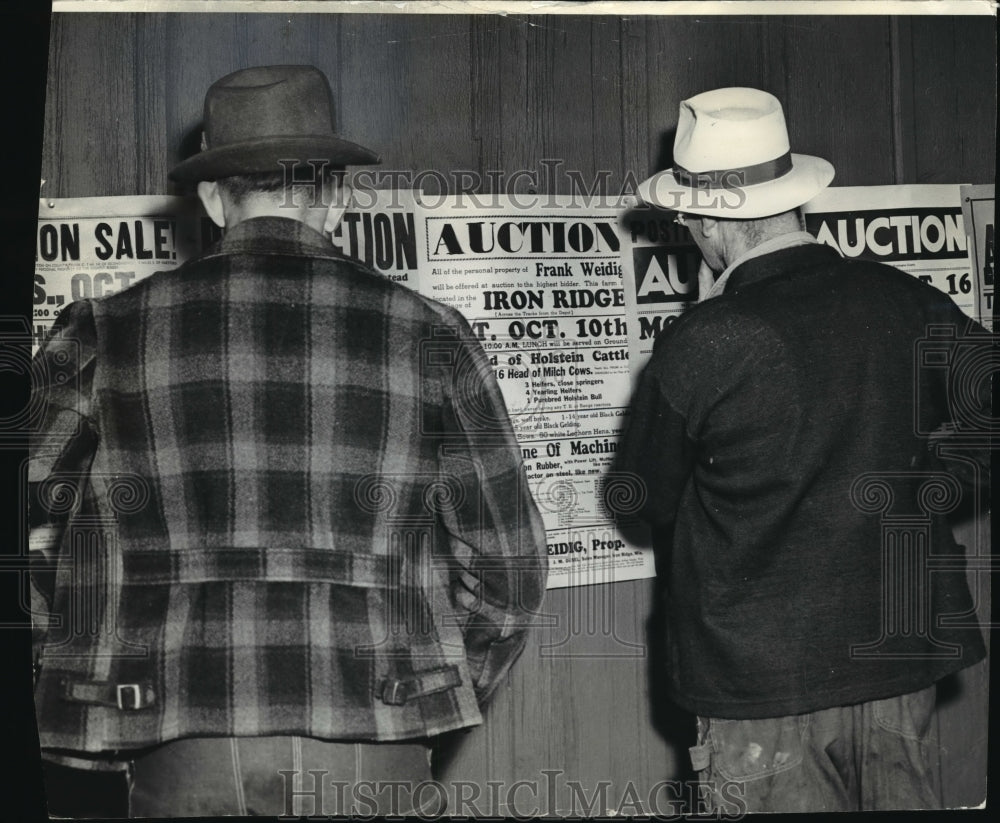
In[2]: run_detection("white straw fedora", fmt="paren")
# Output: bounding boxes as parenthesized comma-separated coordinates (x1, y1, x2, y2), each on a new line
(637, 87, 835, 219)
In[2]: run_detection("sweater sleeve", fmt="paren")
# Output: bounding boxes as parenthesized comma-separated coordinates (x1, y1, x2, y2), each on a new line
(615, 351, 697, 530)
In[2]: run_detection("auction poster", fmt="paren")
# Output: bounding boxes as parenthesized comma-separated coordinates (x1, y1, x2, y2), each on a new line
(621, 184, 985, 380)
(618, 200, 701, 373)
(329, 188, 421, 286)
(414, 195, 654, 588)
(959, 184, 995, 330)
(803, 184, 979, 320)
(34, 196, 213, 353)
(35, 189, 421, 355)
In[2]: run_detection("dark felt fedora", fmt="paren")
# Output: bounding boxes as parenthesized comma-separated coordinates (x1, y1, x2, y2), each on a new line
(169, 65, 380, 182)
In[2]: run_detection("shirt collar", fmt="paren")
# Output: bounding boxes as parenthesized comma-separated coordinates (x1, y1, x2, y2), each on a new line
(702, 231, 823, 301)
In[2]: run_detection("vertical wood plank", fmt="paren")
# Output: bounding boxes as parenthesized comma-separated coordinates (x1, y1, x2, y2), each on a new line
(619, 16, 648, 192)
(526, 16, 598, 187)
(235, 13, 327, 69)
(642, 16, 773, 177)
(908, 15, 997, 185)
(338, 14, 475, 180)
(780, 16, 896, 186)
(163, 13, 242, 189)
(889, 16, 917, 185)
(135, 14, 168, 194)
(333, 14, 406, 171)
(41, 13, 139, 197)
(471, 14, 530, 195)
(41, 13, 63, 198)
(437, 580, 672, 815)
(469, 15, 506, 189)
(588, 16, 626, 196)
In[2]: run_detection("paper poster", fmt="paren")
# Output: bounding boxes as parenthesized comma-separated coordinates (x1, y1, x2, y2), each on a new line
(329, 188, 421, 286)
(34, 196, 215, 352)
(618, 201, 701, 373)
(803, 184, 979, 320)
(34, 185, 986, 588)
(34, 189, 421, 355)
(621, 184, 987, 379)
(959, 184, 995, 330)
(414, 195, 655, 588)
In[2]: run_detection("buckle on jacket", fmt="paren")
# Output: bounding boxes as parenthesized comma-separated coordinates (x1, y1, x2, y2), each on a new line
(60, 678, 155, 711)
(116, 683, 143, 711)
(378, 679, 410, 706)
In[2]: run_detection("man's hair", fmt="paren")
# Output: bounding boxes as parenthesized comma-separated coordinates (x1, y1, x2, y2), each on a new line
(733, 208, 804, 246)
(215, 171, 288, 204)
(216, 166, 347, 207)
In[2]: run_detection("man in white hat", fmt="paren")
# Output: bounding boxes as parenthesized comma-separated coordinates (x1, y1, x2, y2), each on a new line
(29, 65, 547, 816)
(616, 87, 987, 811)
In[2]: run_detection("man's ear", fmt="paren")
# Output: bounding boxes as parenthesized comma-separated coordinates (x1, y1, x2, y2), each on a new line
(322, 182, 353, 235)
(197, 181, 226, 228)
(697, 215, 719, 238)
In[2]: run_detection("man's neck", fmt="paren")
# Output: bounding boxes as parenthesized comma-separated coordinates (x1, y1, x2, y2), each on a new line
(225, 199, 328, 234)
(722, 232, 758, 269)
(718, 213, 804, 270)
(702, 230, 819, 301)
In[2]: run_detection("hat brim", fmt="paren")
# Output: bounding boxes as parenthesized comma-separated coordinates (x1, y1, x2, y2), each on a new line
(169, 135, 381, 182)
(637, 154, 835, 219)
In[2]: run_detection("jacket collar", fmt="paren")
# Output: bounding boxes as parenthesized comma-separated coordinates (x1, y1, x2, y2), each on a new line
(213, 216, 345, 259)
(725, 242, 841, 294)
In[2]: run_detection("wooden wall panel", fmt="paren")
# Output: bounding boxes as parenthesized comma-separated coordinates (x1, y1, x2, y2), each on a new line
(389, 15, 477, 175)
(909, 15, 997, 185)
(161, 14, 242, 185)
(339, 14, 414, 172)
(589, 16, 627, 192)
(642, 16, 774, 179)
(134, 15, 168, 195)
(234, 14, 326, 73)
(525, 17, 602, 182)
(470, 15, 531, 193)
(619, 17, 649, 191)
(338, 14, 477, 178)
(43, 14, 139, 197)
(437, 582, 673, 815)
(37, 10, 994, 813)
(779, 16, 897, 185)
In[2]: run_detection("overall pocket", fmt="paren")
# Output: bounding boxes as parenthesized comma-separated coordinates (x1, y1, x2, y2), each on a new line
(872, 684, 936, 742)
(709, 713, 809, 782)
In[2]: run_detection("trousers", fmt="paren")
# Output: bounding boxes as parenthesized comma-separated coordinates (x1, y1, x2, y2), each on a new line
(43, 736, 435, 818)
(126, 735, 436, 817)
(689, 683, 941, 812)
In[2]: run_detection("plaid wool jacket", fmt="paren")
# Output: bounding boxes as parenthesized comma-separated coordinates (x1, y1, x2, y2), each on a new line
(28, 216, 547, 753)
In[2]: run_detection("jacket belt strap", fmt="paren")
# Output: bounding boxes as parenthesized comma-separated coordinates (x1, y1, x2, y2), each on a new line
(60, 679, 156, 711)
(377, 666, 462, 706)
(41, 751, 132, 773)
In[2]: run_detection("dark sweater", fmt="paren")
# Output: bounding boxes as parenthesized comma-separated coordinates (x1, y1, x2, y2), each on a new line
(618, 243, 988, 719)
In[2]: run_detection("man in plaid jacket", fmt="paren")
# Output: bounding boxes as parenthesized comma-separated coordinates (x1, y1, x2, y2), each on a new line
(29, 65, 547, 817)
